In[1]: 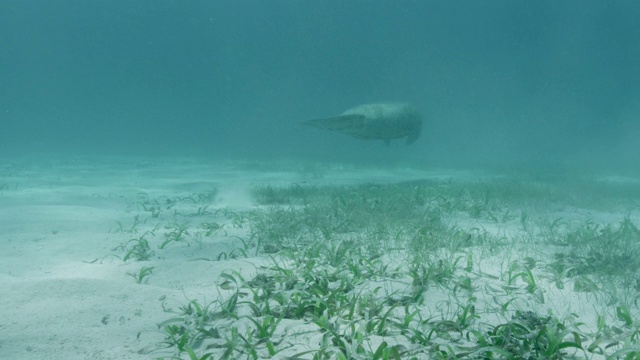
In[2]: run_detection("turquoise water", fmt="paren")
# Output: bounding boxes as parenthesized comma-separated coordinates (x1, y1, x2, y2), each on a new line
(1, 1, 638, 172)
(1, 3, 640, 356)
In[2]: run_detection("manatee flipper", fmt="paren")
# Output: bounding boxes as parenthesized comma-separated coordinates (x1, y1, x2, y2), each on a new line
(405, 130, 420, 145)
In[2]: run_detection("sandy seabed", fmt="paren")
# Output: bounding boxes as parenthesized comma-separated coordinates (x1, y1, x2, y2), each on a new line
(1, 156, 639, 359)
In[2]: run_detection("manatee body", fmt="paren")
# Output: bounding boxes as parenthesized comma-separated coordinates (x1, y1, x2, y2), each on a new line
(304, 102, 422, 145)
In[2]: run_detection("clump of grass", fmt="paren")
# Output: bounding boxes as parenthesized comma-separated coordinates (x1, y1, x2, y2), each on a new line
(550, 217, 640, 278)
(112, 215, 143, 234)
(142, 177, 640, 359)
(159, 222, 191, 249)
(128, 266, 154, 284)
(122, 234, 154, 261)
(251, 184, 318, 205)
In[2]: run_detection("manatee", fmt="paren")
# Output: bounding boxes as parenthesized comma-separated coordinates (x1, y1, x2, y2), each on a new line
(304, 102, 422, 145)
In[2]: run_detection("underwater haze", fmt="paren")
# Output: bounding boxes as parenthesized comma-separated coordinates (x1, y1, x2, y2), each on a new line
(1, 0, 639, 172)
(4, 2, 640, 358)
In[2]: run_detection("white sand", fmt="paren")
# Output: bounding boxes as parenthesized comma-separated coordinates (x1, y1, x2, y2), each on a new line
(0, 157, 636, 359)
(0, 158, 443, 359)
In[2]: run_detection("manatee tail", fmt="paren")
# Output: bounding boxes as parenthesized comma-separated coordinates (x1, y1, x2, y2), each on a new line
(303, 114, 366, 134)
